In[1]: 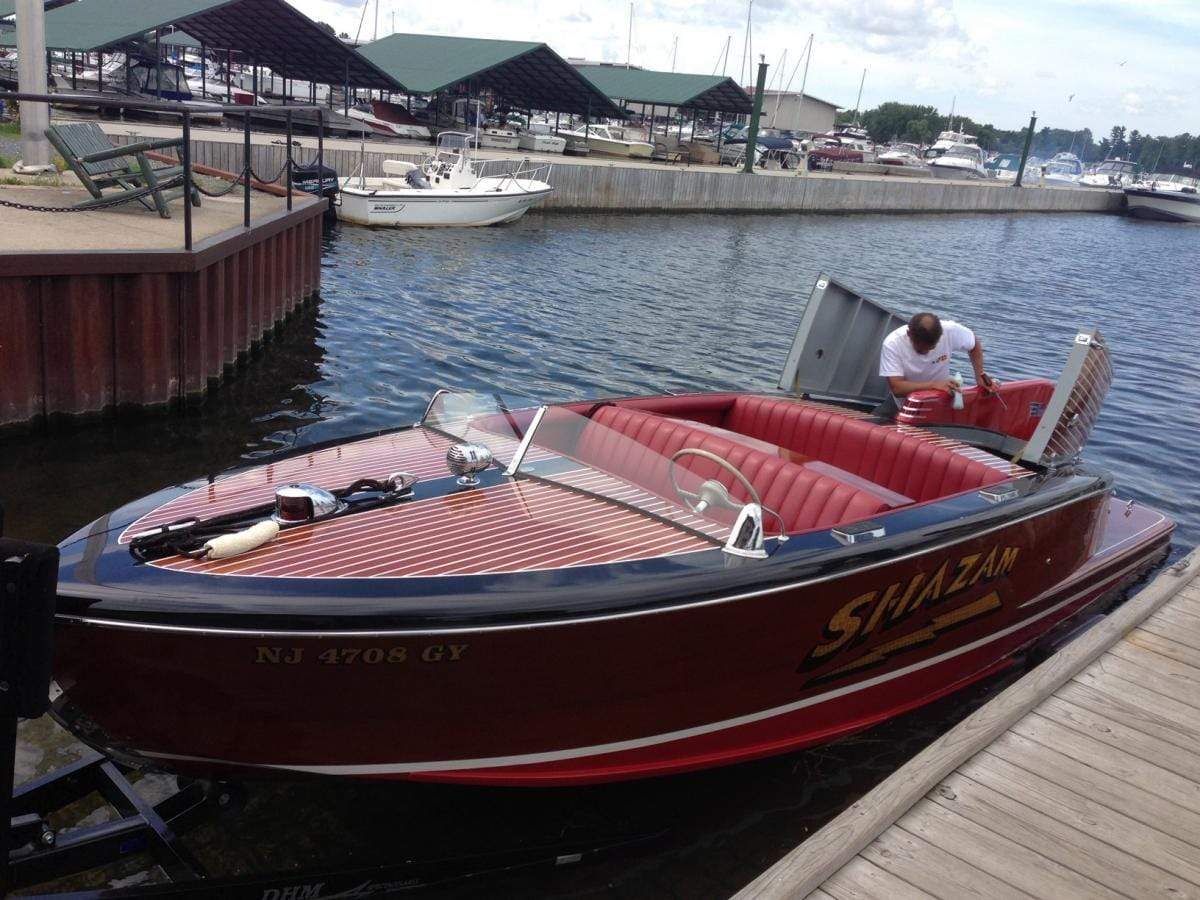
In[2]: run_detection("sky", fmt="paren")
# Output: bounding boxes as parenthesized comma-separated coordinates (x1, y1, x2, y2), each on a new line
(294, 0, 1198, 137)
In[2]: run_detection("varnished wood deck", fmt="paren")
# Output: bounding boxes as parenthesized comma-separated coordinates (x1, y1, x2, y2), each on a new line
(736, 545, 1200, 900)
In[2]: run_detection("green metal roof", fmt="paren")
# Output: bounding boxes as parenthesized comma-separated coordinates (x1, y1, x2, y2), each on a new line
(1, 0, 402, 89)
(359, 33, 621, 117)
(574, 64, 753, 114)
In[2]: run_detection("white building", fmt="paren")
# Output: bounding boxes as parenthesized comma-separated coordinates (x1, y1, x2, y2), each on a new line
(751, 90, 841, 135)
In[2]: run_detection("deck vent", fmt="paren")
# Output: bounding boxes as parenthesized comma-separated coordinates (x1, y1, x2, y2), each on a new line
(831, 521, 887, 546)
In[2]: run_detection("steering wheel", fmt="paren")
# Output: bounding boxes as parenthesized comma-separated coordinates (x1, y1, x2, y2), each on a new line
(669, 448, 761, 515)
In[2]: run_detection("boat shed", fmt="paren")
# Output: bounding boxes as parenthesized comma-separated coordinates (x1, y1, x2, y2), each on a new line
(0, 0, 403, 92)
(357, 33, 622, 118)
(572, 63, 754, 119)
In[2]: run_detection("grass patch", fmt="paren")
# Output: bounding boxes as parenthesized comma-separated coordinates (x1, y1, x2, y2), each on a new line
(0, 119, 19, 137)
(0, 154, 13, 169)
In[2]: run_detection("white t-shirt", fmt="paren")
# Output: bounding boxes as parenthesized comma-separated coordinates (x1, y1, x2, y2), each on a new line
(879, 321, 976, 383)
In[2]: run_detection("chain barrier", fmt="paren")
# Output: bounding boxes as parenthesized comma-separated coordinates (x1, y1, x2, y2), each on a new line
(249, 157, 290, 186)
(0, 174, 187, 213)
(193, 165, 251, 198)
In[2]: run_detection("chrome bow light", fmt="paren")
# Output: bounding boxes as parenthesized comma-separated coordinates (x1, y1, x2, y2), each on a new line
(446, 443, 493, 486)
(272, 483, 344, 525)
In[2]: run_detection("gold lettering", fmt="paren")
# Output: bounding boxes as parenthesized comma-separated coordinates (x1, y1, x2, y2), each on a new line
(970, 546, 999, 586)
(421, 644, 446, 663)
(283, 647, 303, 665)
(255, 646, 282, 664)
(947, 553, 982, 596)
(810, 592, 875, 661)
(909, 561, 949, 612)
(890, 572, 927, 622)
(997, 546, 1020, 577)
(447, 644, 468, 661)
(863, 582, 904, 637)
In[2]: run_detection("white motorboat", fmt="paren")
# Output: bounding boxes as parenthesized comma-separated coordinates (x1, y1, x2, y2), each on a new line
(336, 131, 553, 228)
(1041, 153, 1083, 188)
(1080, 158, 1138, 188)
(877, 142, 925, 167)
(927, 142, 988, 179)
(518, 123, 566, 154)
(558, 123, 652, 158)
(1124, 183, 1200, 223)
(346, 99, 431, 141)
(924, 130, 976, 160)
(479, 127, 521, 151)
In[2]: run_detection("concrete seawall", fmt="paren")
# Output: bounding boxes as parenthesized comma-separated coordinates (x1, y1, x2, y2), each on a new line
(108, 130, 1125, 216)
(197, 146, 1122, 216)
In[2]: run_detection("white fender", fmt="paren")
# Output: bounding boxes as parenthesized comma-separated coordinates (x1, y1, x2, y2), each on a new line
(203, 520, 280, 560)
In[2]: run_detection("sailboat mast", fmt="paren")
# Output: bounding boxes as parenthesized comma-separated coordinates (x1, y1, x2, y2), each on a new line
(626, 2, 633, 69)
(739, 0, 752, 86)
(795, 34, 813, 133)
(853, 68, 866, 124)
(671, 35, 678, 72)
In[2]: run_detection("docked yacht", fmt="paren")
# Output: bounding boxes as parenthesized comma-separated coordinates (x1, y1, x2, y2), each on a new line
(1041, 153, 1083, 188)
(877, 143, 925, 167)
(1080, 158, 1138, 188)
(479, 127, 521, 151)
(346, 100, 431, 142)
(518, 123, 566, 154)
(927, 142, 988, 179)
(1124, 182, 1200, 223)
(336, 131, 553, 227)
(924, 130, 977, 160)
(986, 153, 1023, 181)
(558, 122, 653, 158)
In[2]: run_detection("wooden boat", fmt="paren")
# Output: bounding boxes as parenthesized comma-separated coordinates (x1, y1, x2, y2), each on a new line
(50, 276, 1172, 785)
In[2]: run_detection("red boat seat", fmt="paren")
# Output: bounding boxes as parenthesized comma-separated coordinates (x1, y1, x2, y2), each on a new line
(719, 395, 1010, 502)
(575, 405, 891, 534)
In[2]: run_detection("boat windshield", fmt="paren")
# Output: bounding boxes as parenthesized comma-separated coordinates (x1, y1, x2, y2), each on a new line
(945, 145, 981, 161)
(421, 391, 792, 543)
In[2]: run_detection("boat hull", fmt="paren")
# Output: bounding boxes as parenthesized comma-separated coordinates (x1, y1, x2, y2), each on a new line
(50, 493, 1170, 785)
(1125, 188, 1200, 223)
(336, 182, 553, 227)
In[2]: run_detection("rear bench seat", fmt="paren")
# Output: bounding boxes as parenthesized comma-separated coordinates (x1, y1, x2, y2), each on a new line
(575, 405, 891, 534)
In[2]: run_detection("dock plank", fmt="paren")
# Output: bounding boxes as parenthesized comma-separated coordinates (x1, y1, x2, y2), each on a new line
(861, 827, 1029, 900)
(1033, 695, 1200, 782)
(894, 797, 1122, 900)
(1008, 713, 1200, 810)
(1058, 676, 1200, 755)
(1126, 627, 1200, 670)
(949, 762, 1200, 897)
(734, 548, 1200, 900)
(823, 857, 929, 900)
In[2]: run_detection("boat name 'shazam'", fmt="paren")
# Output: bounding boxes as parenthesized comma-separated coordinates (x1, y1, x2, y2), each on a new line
(802, 543, 1021, 672)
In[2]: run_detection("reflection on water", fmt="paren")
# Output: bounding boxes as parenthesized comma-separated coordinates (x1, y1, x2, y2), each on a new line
(3, 210, 1198, 894)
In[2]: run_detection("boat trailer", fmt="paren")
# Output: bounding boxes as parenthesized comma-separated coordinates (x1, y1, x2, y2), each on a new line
(0, 521, 657, 898)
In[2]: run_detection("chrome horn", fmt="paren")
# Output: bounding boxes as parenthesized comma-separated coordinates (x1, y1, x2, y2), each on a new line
(724, 503, 768, 559)
(446, 443, 493, 487)
(272, 483, 344, 525)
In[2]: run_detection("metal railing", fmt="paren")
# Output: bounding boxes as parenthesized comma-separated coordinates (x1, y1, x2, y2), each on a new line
(0, 91, 327, 250)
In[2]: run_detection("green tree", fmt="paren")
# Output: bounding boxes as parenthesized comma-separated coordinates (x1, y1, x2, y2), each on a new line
(1108, 125, 1128, 158)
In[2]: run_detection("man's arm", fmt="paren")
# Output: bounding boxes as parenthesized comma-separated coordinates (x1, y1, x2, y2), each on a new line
(967, 336, 997, 391)
(886, 375, 959, 397)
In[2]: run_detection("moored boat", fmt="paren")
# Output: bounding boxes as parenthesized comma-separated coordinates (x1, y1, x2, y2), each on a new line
(335, 131, 553, 227)
(49, 276, 1172, 786)
(1124, 183, 1200, 223)
(557, 122, 652, 158)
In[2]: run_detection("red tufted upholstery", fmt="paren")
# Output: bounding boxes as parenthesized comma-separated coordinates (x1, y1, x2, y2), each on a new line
(720, 396, 1009, 502)
(576, 405, 890, 534)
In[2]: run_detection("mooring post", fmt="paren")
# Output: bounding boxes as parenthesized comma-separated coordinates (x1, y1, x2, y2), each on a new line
(317, 108, 325, 200)
(13, 0, 54, 173)
(285, 109, 293, 211)
(182, 110, 193, 250)
(1015, 110, 1038, 188)
(243, 109, 251, 228)
(742, 57, 769, 174)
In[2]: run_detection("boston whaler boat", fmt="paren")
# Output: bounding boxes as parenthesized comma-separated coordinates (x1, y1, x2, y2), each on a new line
(51, 276, 1172, 785)
(336, 132, 553, 227)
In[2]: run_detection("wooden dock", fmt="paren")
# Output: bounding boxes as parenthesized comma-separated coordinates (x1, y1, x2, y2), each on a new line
(737, 546, 1200, 900)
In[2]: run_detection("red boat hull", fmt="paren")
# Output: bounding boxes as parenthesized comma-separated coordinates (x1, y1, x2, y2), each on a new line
(50, 495, 1170, 785)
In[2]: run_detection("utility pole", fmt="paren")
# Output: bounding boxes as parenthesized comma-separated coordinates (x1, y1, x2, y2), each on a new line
(14, 0, 54, 173)
(742, 56, 768, 174)
(1015, 110, 1037, 187)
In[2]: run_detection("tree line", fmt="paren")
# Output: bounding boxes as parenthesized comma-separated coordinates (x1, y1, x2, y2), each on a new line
(836, 102, 1198, 174)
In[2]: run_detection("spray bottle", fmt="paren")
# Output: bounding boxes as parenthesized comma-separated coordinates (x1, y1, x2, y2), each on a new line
(951, 372, 965, 410)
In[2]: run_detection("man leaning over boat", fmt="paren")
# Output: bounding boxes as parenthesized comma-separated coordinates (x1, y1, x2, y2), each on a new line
(876, 312, 998, 416)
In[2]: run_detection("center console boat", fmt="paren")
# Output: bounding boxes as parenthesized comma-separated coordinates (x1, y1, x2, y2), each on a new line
(51, 276, 1172, 785)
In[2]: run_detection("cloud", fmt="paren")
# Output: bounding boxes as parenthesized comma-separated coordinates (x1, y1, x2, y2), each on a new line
(1122, 91, 1143, 115)
(834, 0, 967, 52)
